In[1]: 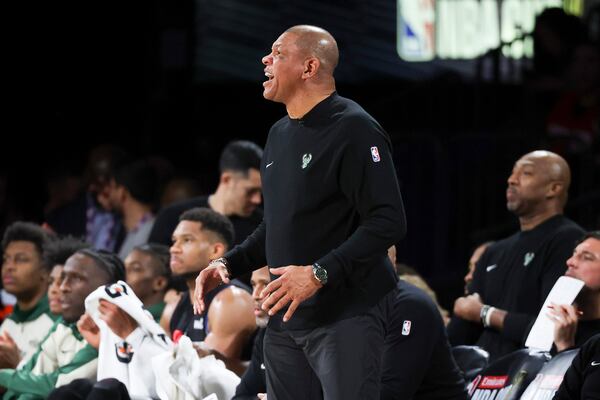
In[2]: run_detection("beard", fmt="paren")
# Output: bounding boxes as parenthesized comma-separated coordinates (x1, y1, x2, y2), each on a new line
(256, 315, 269, 328)
(172, 270, 200, 281)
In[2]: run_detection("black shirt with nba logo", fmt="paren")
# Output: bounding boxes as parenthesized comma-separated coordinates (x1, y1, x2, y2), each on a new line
(225, 92, 407, 331)
(447, 214, 584, 361)
(382, 280, 468, 400)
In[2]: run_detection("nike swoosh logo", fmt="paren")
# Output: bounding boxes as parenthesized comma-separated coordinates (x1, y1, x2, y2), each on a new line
(592, 361, 600, 366)
(486, 264, 497, 272)
(266, 162, 274, 168)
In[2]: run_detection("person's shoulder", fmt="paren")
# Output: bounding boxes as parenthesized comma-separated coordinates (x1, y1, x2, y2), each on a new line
(396, 280, 440, 316)
(332, 99, 388, 143)
(269, 115, 291, 133)
(208, 286, 255, 331)
(584, 332, 600, 347)
(577, 332, 600, 359)
(550, 216, 584, 237)
(335, 96, 376, 124)
(211, 285, 253, 306)
(44, 317, 71, 340)
(485, 233, 518, 253)
(533, 216, 584, 251)
(395, 280, 447, 332)
(332, 93, 366, 113)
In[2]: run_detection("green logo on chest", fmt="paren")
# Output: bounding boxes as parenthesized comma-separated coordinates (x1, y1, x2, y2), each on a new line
(302, 153, 312, 169)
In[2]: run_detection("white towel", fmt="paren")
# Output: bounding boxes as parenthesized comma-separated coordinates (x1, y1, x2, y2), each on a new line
(85, 280, 173, 399)
(152, 335, 240, 400)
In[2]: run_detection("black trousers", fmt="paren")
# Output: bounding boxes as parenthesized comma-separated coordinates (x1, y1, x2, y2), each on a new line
(264, 288, 396, 400)
(47, 378, 130, 400)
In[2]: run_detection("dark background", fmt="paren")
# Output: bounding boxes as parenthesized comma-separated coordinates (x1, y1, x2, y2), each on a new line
(4, 0, 599, 309)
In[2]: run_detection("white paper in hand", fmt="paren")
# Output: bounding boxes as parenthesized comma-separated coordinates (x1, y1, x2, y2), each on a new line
(525, 276, 585, 351)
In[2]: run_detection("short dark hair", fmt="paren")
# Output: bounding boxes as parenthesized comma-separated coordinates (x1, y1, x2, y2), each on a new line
(76, 249, 126, 283)
(2, 222, 51, 265)
(43, 236, 90, 270)
(179, 207, 234, 249)
(114, 159, 159, 206)
(133, 242, 171, 278)
(579, 231, 600, 244)
(219, 140, 263, 175)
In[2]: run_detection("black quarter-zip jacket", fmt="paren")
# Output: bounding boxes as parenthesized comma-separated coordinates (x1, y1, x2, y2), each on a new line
(225, 92, 407, 330)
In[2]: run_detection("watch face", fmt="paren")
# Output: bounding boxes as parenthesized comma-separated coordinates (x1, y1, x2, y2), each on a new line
(314, 265, 327, 283)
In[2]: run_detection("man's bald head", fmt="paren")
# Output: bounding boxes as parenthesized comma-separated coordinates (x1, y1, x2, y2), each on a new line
(285, 25, 339, 75)
(521, 150, 571, 206)
(507, 150, 572, 219)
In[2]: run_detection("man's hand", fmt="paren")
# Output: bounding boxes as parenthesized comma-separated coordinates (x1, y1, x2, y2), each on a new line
(453, 293, 484, 323)
(98, 299, 139, 339)
(548, 303, 579, 352)
(77, 313, 101, 349)
(258, 394, 267, 400)
(0, 331, 21, 369)
(261, 265, 322, 322)
(194, 262, 230, 314)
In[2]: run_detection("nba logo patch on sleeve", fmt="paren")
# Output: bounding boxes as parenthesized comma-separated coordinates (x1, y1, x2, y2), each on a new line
(370, 146, 381, 162)
(402, 320, 412, 335)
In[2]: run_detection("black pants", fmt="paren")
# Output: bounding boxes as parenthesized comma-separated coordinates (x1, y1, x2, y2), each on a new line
(47, 378, 130, 400)
(264, 288, 396, 400)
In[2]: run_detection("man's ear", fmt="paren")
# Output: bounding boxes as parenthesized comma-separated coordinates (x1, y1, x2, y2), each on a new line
(302, 57, 320, 78)
(547, 181, 564, 199)
(211, 242, 226, 259)
(220, 171, 234, 185)
(153, 276, 168, 292)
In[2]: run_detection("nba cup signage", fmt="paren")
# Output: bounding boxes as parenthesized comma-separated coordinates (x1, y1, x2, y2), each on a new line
(397, 0, 563, 61)
(397, 0, 435, 61)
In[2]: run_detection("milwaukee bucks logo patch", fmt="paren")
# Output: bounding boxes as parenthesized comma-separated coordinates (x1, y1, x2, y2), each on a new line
(302, 153, 312, 169)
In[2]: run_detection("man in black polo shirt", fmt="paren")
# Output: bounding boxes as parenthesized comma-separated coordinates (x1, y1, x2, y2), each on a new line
(195, 25, 406, 400)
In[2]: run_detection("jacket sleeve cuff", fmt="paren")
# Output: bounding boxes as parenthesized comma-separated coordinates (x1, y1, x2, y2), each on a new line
(223, 249, 244, 279)
(316, 251, 344, 287)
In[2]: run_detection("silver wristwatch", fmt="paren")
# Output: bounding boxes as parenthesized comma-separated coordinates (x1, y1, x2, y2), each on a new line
(312, 263, 328, 285)
(209, 257, 231, 276)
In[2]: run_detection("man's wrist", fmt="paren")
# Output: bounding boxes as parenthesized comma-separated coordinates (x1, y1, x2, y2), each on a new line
(480, 305, 495, 328)
(209, 257, 232, 277)
(312, 263, 328, 286)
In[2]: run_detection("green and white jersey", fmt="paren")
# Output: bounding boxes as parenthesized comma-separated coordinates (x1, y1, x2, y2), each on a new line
(0, 318, 98, 400)
(146, 301, 166, 323)
(0, 296, 57, 368)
